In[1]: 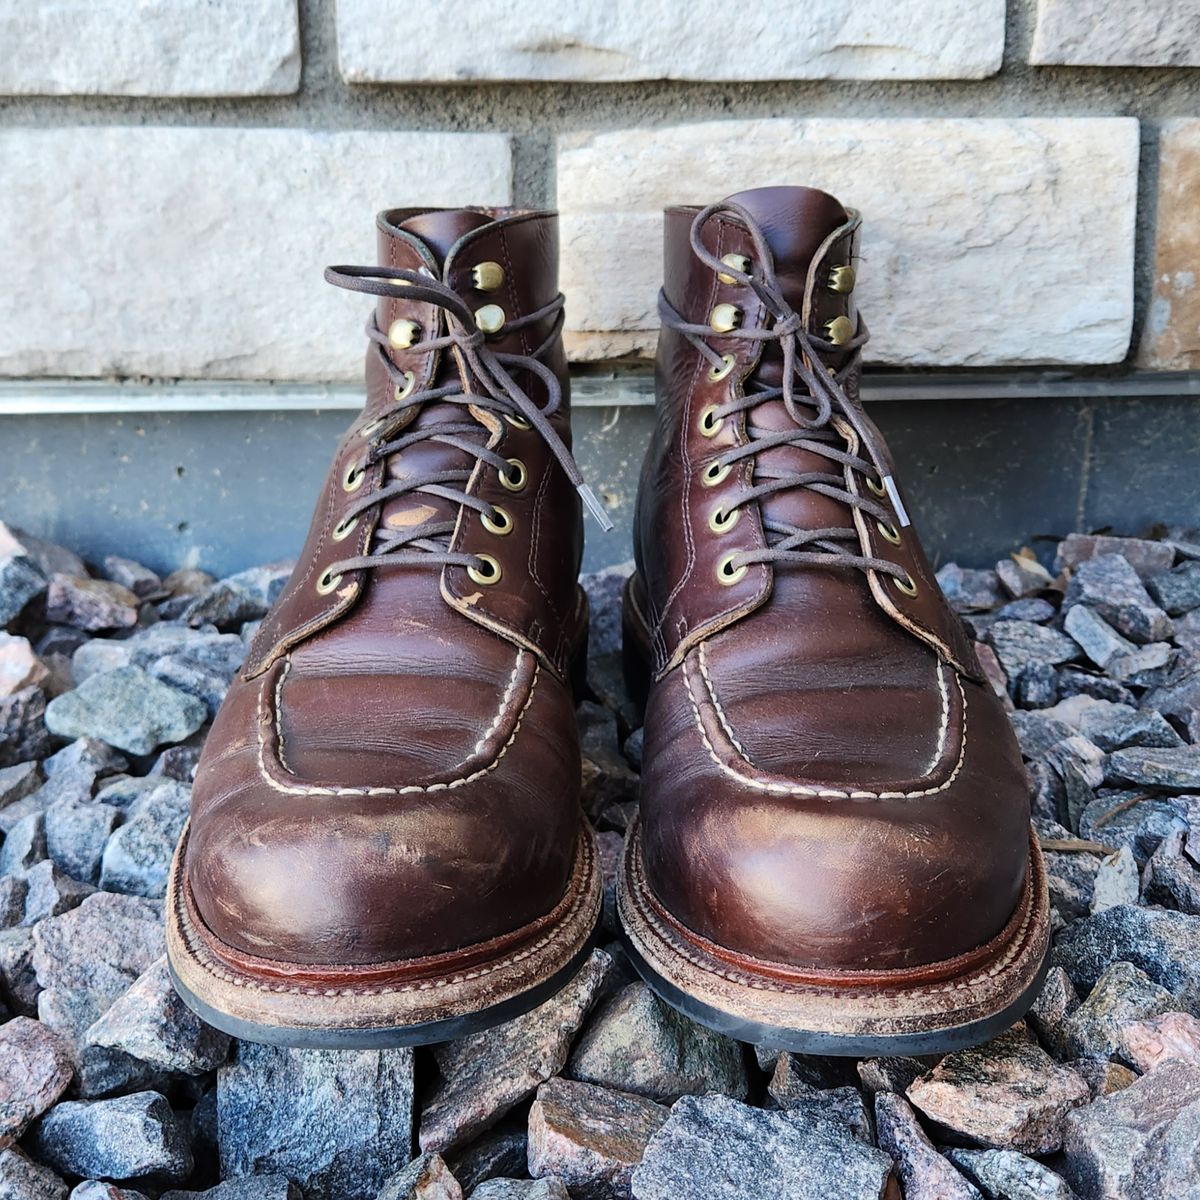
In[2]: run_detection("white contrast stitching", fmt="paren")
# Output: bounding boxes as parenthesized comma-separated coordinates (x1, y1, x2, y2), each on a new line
(261, 651, 538, 796)
(683, 652, 967, 800)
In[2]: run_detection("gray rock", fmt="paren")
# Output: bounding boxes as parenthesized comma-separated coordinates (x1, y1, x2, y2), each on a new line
(0, 811, 46, 875)
(997, 552, 1055, 599)
(70, 1184, 150, 1200)
(856, 1057, 928, 1096)
(986, 621, 1078, 677)
(577, 703, 639, 826)
(1057, 669, 1136, 706)
(32, 892, 164, 1003)
(1106, 643, 1174, 688)
(906, 1025, 1090, 1154)
(528, 1077, 668, 1200)
(161, 569, 214, 600)
(1041, 695, 1181, 752)
(1052, 904, 1200, 1013)
(1090, 847, 1140, 913)
(420, 950, 612, 1153)
(182, 563, 292, 630)
(92, 776, 166, 813)
(0, 687, 52, 767)
(103, 557, 162, 600)
(1078, 793, 1183, 862)
(1147, 559, 1200, 616)
(630, 1093, 894, 1200)
(0, 875, 25, 929)
(85, 957, 230, 1075)
(1143, 667, 1200, 743)
(0, 524, 51, 625)
(0, 1017, 74, 1150)
(0, 1147, 68, 1200)
(1044, 845, 1102, 922)
(1028, 965, 1080, 1057)
(445, 1124, 526, 1193)
(1071, 1058, 1139, 1100)
(766, 1065, 872, 1143)
(0, 926, 40, 1014)
(0, 762, 41, 814)
(160, 1175, 300, 1200)
(45, 575, 140, 633)
(30, 1091, 192, 1184)
(568, 981, 748, 1104)
(1064, 555, 1173, 644)
(7, 529, 86, 581)
(1144, 829, 1200, 913)
(45, 738, 127, 781)
(219, 1042, 413, 1200)
(1106, 745, 1200, 792)
(376, 1153, 461, 1200)
(944, 1148, 1079, 1200)
(147, 656, 229, 718)
(471, 1182, 569, 1200)
(20, 860, 95, 925)
(45, 667, 207, 756)
(45, 801, 121, 884)
(1062, 1060, 1200, 1200)
(1016, 663, 1058, 708)
(996, 597, 1057, 623)
(580, 563, 633, 657)
(99, 781, 190, 897)
(874, 1092, 981, 1199)
(1059, 962, 1177, 1060)
(936, 564, 1004, 613)
(1056, 534, 1175, 580)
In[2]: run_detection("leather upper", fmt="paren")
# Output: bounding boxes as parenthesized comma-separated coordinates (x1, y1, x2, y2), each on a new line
(629, 186, 1032, 972)
(185, 208, 586, 966)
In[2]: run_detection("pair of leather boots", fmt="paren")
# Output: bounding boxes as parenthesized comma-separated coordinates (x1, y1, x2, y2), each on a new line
(166, 187, 1050, 1055)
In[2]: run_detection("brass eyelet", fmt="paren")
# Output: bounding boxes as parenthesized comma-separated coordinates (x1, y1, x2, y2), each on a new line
(894, 574, 919, 597)
(499, 458, 527, 492)
(504, 413, 531, 430)
(481, 506, 514, 536)
(716, 552, 748, 586)
(316, 567, 343, 595)
(828, 264, 857, 294)
(866, 475, 887, 498)
(701, 461, 732, 488)
(342, 462, 366, 492)
(467, 554, 502, 586)
(708, 353, 736, 382)
(475, 304, 506, 335)
(709, 304, 742, 334)
(471, 261, 505, 292)
(699, 405, 724, 438)
(708, 505, 740, 534)
(716, 253, 751, 285)
(824, 315, 854, 346)
(331, 515, 359, 542)
(876, 520, 902, 546)
(387, 319, 419, 350)
(393, 370, 416, 403)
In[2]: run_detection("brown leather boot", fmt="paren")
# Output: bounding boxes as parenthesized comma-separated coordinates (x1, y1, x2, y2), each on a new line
(618, 187, 1049, 1054)
(166, 207, 606, 1047)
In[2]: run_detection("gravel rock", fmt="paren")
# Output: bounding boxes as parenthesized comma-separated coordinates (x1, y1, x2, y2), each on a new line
(69, 1183, 150, 1200)
(1144, 828, 1200, 912)
(1106, 745, 1200, 792)
(0, 811, 47, 875)
(936, 564, 1004, 613)
(874, 1091, 981, 1198)
(567, 982, 748, 1103)
(0, 524, 51, 625)
(1016, 663, 1058, 708)
(944, 1147, 1079, 1200)
(1119, 1010, 1200, 1072)
(577, 703, 639, 827)
(630, 1093, 894, 1200)
(580, 564, 632, 657)
(1090, 847, 1140, 913)
(1105, 642, 1174, 688)
(986, 620, 1078, 677)
(1061, 1060, 1200, 1199)
(1078, 794, 1183, 862)
(857, 1057, 927, 1096)
(98, 781, 189, 897)
(0, 926, 40, 1014)
(45, 801, 121, 884)
(160, 1178, 299, 1200)
(1056, 534, 1175, 580)
(219, 1041, 414, 1200)
(906, 1025, 1090, 1154)
(1147, 559, 1200, 616)
(0, 633, 49, 698)
(1057, 668, 1136, 706)
(102, 557, 162, 601)
(766, 1065, 872, 1143)
(0, 1017, 74, 1149)
(376, 1153, 462, 1200)
(45, 576, 140, 633)
(1028, 965, 1080, 1056)
(29, 1091, 192, 1184)
(0, 1147, 68, 1200)
(0, 761, 41, 814)
(45, 667, 207, 756)
(528, 1077, 668, 1200)
(1052, 904, 1200, 1012)
(446, 1125, 527, 1194)
(20, 860, 95, 926)
(1059, 961, 1176, 1060)
(1071, 1059, 1138, 1100)
(84, 958, 230, 1075)
(182, 563, 292, 630)
(472, 1182, 568, 1200)
(0, 687, 52, 767)
(1064, 555, 1173, 644)
(996, 597, 1057, 623)
(996, 551, 1055, 599)
(421, 949, 611, 1153)
(1041, 695, 1181, 752)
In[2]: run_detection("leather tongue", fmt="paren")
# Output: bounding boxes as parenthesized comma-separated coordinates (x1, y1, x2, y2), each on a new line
(398, 209, 495, 268)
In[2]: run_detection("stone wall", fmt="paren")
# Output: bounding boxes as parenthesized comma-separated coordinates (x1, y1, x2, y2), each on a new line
(0, 0, 1197, 380)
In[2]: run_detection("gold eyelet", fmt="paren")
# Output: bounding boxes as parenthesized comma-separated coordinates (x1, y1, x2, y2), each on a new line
(876, 520, 902, 546)
(499, 458, 527, 492)
(467, 554, 502, 586)
(701, 461, 732, 488)
(393, 370, 416, 403)
(481, 506, 514, 536)
(866, 475, 887, 498)
(699, 405, 724, 438)
(708, 506, 740, 534)
(471, 262, 505, 292)
(475, 304, 506, 335)
(316, 567, 343, 595)
(387, 319, 419, 350)
(505, 413, 531, 430)
(708, 353, 736, 382)
(716, 552, 748, 586)
(824, 315, 854, 346)
(716, 253, 751, 285)
(894, 574, 919, 598)
(342, 462, 366, 492)
(828, 264, 856, 294)
(709, 304, 742, 334)
(332, 515, 359, 542)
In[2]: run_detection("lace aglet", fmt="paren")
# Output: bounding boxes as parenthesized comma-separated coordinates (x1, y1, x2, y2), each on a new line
(578, 484, 614, 532)
(883, 475, 911, 528)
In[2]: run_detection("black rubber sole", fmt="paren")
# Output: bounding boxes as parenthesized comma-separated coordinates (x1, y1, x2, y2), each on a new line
(168, 934, 597, 1050)
(621, 930, 1051, 1057)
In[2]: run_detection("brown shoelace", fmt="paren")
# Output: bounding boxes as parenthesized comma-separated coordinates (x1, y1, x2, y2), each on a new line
(322, 265, 612, 579)
(658, 201, 911, 583)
